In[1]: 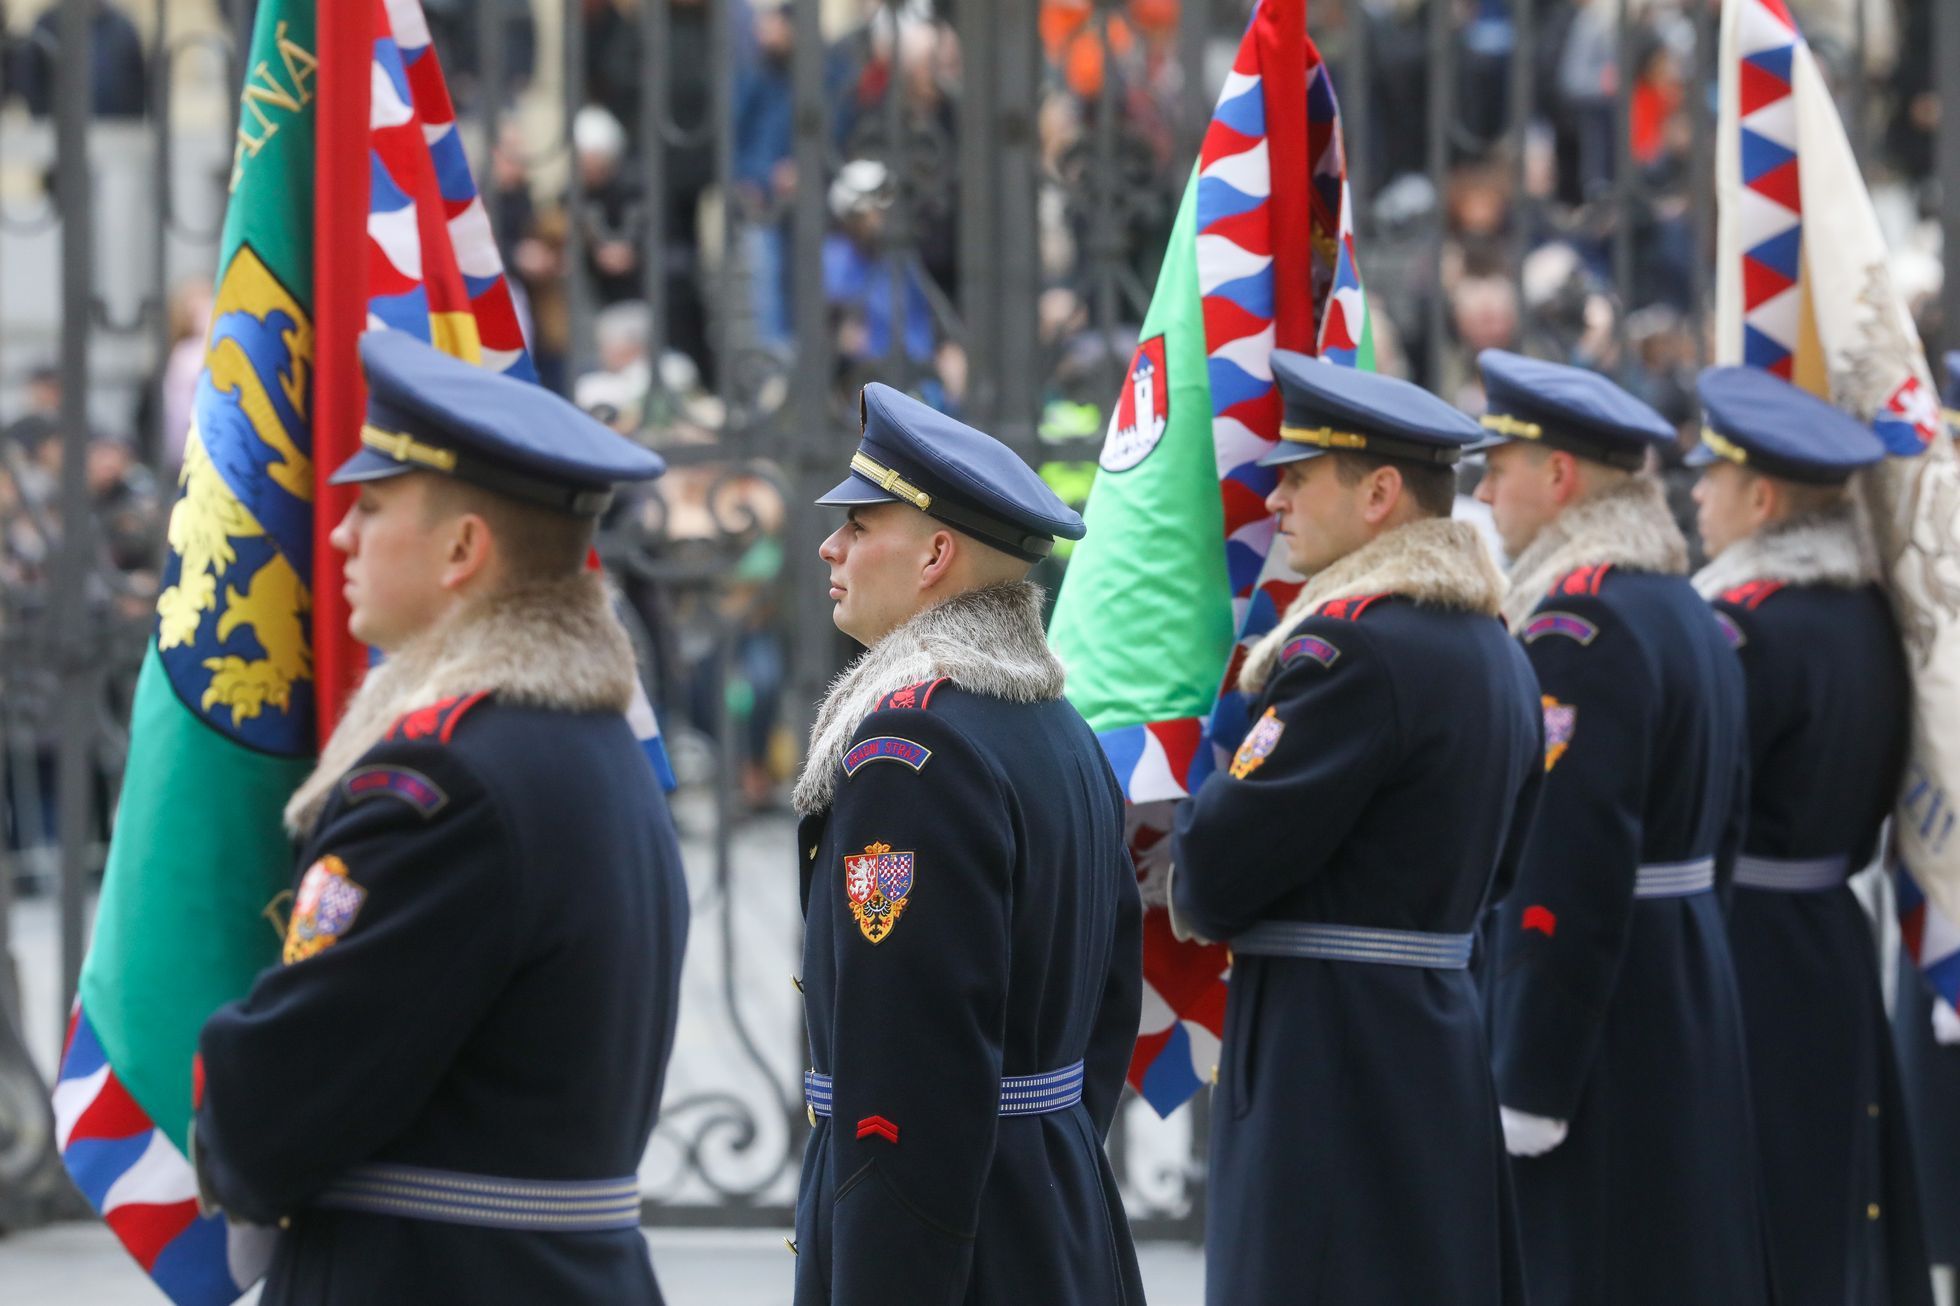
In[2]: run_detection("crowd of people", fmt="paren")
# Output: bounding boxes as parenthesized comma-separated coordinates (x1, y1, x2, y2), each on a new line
(0, 0, 1950, 833)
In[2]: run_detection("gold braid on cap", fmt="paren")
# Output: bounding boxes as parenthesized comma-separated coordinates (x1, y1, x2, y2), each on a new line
(849, 451, 933, 510)
(1699, 428, 1749, 466)
(1478, 412, 1543, 440)
(360, 424, 459, 472)
(1277, 424, 1370, 450)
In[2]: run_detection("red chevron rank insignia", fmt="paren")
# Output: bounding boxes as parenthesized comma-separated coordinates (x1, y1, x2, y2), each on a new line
(856, 1115, 900, 1145)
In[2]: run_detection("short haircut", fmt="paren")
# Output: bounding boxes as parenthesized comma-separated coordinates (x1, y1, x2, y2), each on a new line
(1765, 473, 1850, 519)
(1329, 450, 1457, 519)
(420, 475, 595, 586)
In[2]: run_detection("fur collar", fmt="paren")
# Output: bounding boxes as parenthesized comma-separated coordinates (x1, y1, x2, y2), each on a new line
(1499, 475, 1688, 631)
(1238, 518, 1505, 695)
(285, 572, 638, 835)
(1691, 501, 1877, 599)
(793, 581, 1063, 816)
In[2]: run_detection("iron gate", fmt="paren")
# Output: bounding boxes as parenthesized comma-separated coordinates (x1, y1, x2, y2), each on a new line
(2, 0, 1957, 1240)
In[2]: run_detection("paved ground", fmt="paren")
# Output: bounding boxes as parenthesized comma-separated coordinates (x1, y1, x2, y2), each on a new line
(0, 1222, 1208, 1304)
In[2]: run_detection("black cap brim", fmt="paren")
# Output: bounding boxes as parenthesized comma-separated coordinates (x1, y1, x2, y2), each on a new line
(1683, 443, 1721, 468)
(329, 447, 420, 486)
(814, 472, 901, 507)
(1256, 443, 1333, 469)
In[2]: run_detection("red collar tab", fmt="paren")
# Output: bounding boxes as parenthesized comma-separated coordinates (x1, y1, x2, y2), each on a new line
(386, 691, 492, 745)
(876, 677, 951, 712)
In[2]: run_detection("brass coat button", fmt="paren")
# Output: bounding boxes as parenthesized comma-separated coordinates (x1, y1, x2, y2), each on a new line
(785, 1237, 799, 1255)
(1867, 1203, 1882, 1221)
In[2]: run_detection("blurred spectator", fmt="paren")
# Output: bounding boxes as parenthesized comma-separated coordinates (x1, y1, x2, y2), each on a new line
(575, 300, 657, 433)
(13, 0, 147, 119)
(419, 0, 537, 112)
(573, 105, 645, 307)
(1554, 0, 1619, 203)
(736, 0, 797, 351)
(823, 160, 937, 368)
(131, 278, 213, 476)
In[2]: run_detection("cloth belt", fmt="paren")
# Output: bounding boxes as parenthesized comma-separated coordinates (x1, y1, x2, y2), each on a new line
(1633, 856, 1717, 899)
(1733, 852, 1851, 893)
(803, 1061, 1085, 1119)
(314, 1164, 641, 1231)
(1230, 921, 1475, 969)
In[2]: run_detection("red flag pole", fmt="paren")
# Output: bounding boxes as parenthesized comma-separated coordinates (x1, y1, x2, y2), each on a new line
(313, 0, 376, 740)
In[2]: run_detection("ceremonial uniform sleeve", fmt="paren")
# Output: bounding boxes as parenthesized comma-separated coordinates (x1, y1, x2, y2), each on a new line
(1491, 597, 1652, 1121)
(1082, 833, 1143, 1137)
(1172, 619, 1400, 941)
(1713, 600, 1771, 892)
(821, 708, 1013, 1305)
(193, 742, 521, 1224)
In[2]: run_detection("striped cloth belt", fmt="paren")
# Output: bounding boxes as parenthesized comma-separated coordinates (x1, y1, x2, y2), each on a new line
(1733, 852, 1851, 893)
(1230, 921, 1475, 969)
(1633, 856, 1717, 899)
(803, 1061, 1086, 1120)
(314, 1164, 641, 1232)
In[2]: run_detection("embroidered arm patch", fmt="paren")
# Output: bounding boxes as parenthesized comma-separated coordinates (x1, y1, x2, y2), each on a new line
(842, 736, 933, 777)
(341, 765, 448, 818)
(1229, 707, 1286, 779)
(844, 842, 916, 943)
(1541, 695, 1576, 772)
(283, 855, 368, 964)
(1281, 635, 1341, 669)
(1521, 611, 1600, 646)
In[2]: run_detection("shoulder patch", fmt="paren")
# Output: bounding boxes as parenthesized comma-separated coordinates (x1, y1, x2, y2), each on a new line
(1229, 707, 1287, 779)
(1556, 563, 1613, 598)
(1521, 610, 1600, 646)
(1541, 695, 1576, 771)
(387, 691, 492, 745)
(283, 855, 368, 964)
(1317, 593, 1390, 621)
(341, 765, 448, 818)
(1720, 579, 1785, 611)
(1713, 610, 1747, 650)
(1280, 634, 1341, 669)
(844, 842, 915, 943)
(842, 736, 933, 777)
(876, 677, 950, 712)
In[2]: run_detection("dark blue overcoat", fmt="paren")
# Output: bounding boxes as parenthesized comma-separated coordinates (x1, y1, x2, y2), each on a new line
(1488, 564, 1775, 1306)
(791, 680, 1145, 1306)
(196, 696, 691, 1306)
(1713, 576, 1932, 1306)
(1175, 592, 1543, 1306)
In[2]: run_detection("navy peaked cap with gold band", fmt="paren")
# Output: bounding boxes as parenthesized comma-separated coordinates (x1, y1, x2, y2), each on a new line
(1687, 366, 1884, 485)
(816, 382, 1085, 563)
(330, 331, 666, 517)
(1257, 351, 1481, 468)
(1471, 349, 1675, 471)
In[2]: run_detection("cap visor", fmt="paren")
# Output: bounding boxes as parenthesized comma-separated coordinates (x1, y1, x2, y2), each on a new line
(1256, 443, 1331, 469)
(1682, 443, 1720, 468)
(328, 447, 419, 486)
(814, 472, 902, 507)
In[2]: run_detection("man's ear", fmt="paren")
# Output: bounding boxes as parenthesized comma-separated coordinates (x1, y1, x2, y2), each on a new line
(1363, 464, 1405, 525)
(919, 525, 958, 590)
(1749, 472, 1779, 525)
(440, 512, 496, 591)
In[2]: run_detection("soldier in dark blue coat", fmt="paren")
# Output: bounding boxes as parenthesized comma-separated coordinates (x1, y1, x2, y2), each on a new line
(192, 333, 690, 1305)
(789, 384, 1144, 1305)
(1686, 366, 1931, 1306)
(1474, 350, 1774, 1306)
(1895, 351, 1960, 1291)
(1172, 357, 1542, 1306)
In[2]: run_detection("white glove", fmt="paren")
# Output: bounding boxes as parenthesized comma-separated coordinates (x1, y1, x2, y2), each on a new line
(1165, 865, 1215, 946)
(1500, 1106, 1569, 1158)
(1934, 998, 1960, 1047)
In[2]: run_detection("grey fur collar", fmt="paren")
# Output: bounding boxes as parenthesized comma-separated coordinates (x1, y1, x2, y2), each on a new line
(285, 572, 638, 835)
(793, 581, 1062, 816)
(1500, 475, 1689, 631)
(1691, 501, 1877, 598)
(1238, 518, 1505, 695)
